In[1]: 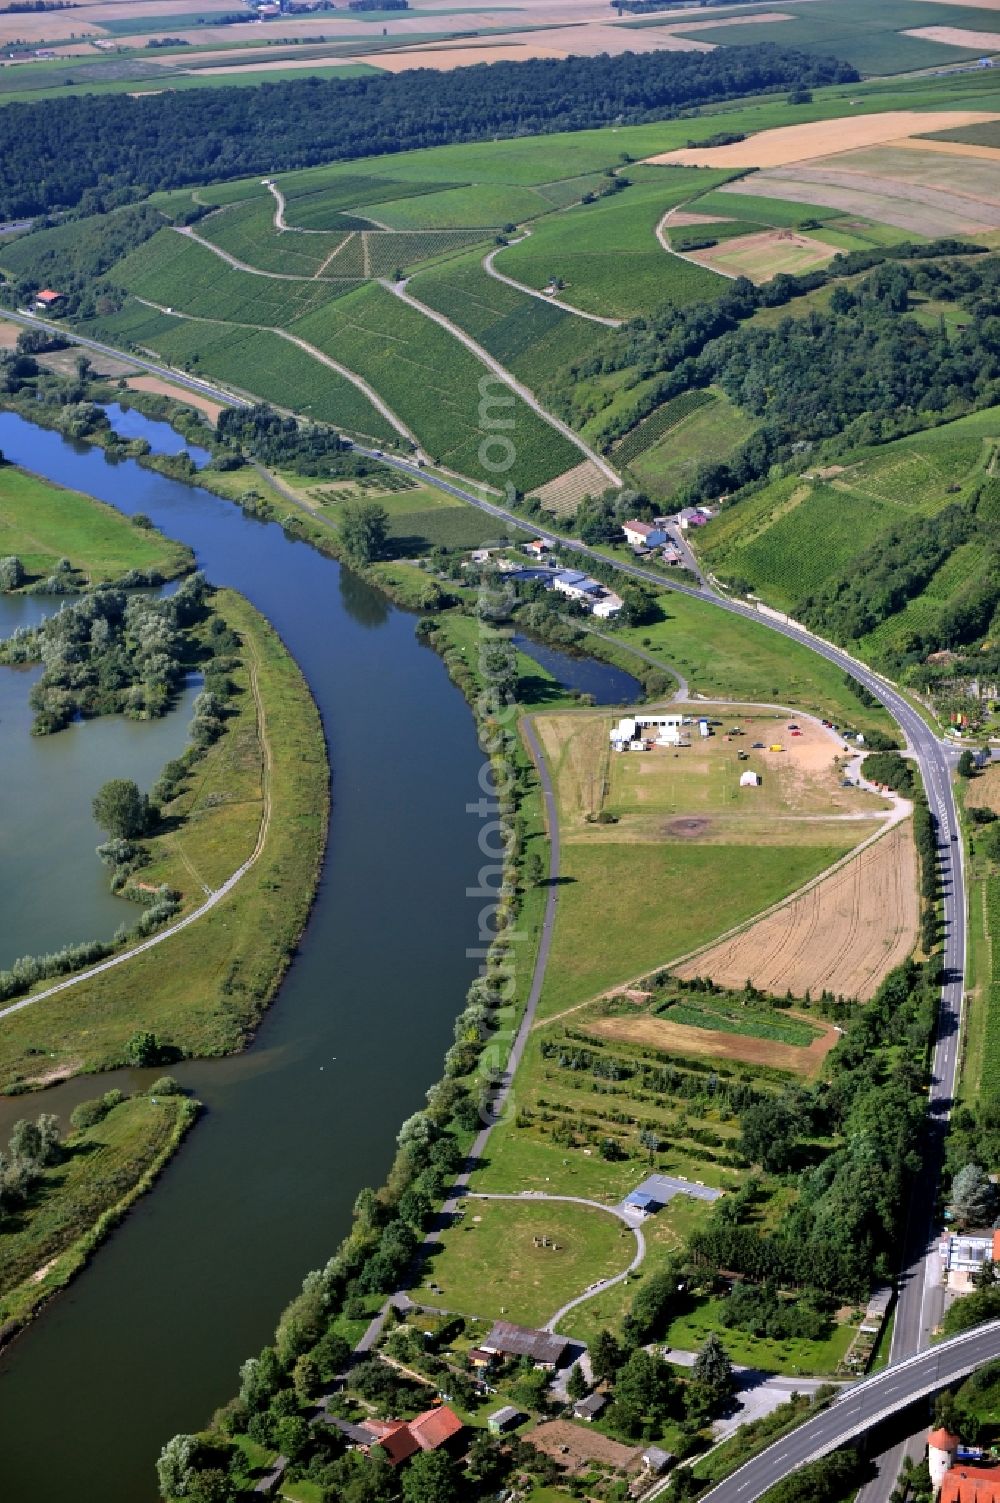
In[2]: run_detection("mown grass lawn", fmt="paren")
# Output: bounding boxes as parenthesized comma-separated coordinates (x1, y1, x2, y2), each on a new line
(0, 463, 192, 585)
(0, 589, 328, 1086)
(419, 1197, 636, 1329)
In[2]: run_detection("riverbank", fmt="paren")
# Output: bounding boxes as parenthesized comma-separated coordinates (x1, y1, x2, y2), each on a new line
(0, 1088, 199, 1350)
(0, 587, 329, 1088)
(0, 460, 193, 588)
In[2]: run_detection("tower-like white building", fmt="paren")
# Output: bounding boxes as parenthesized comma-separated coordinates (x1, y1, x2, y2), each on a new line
(929, 1428, 961, 1493)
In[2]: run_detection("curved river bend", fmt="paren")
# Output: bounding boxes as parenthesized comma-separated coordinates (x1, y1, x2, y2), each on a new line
(0, 412, 633, 1503)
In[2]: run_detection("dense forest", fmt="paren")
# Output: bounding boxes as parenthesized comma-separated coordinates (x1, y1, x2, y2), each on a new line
(0, 46, 856, 217)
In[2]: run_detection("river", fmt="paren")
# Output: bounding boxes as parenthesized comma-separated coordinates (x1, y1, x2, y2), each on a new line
(0, 410, 633, 1502)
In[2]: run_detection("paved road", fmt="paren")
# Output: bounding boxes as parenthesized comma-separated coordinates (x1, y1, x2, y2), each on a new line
(695, 1322, 1000, 1503)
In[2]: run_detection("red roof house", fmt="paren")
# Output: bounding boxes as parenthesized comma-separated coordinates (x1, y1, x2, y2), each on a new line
(355, 1406, 464, 1467)
(940, 1466, 1000, 1503)
(34, 289, 63, 307)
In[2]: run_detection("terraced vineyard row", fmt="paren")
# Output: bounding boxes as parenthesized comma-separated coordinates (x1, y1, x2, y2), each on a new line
(615, 388, 714, 466)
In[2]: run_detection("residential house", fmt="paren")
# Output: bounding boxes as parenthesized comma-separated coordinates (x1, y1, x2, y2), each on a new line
(33, 289, 63, 311)
(482, 1320, 570, 1370)
(676, 507, 710, 531)
(939, 1229, 1000, 1291)
(622, 520, 667, 549)
(332, 1406, 464, 1467)
(523, 539, 549, 559)
(573, 1393, 608, 1422)
(551, 569, 602, 604)
(467, 1347, 495, 1370)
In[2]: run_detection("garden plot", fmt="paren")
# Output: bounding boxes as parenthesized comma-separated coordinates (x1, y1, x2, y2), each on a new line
(586, 1004, 839, 1077)
(672, 821, 919, 1002)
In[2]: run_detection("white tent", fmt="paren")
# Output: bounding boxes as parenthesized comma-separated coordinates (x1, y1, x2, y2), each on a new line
(740, 770, 761, 787)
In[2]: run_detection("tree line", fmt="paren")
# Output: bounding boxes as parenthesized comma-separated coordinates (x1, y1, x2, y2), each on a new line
(0, 46, 856, 217)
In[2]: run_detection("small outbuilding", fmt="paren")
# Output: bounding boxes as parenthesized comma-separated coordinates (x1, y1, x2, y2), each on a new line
(642, 1446, 673, 1474)
(740, 771, 761, 787)
(624, 1189, 660, 1219)
(488, 1405, 524, 1434)
(574, 1392, 608, 1422)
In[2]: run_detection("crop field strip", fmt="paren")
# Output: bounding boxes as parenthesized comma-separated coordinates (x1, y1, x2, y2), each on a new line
(699, 415, 997, 623)
(82, 300, 398, 441)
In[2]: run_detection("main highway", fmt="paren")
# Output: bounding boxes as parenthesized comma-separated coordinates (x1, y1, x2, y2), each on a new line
(7, 312, 978, 1498)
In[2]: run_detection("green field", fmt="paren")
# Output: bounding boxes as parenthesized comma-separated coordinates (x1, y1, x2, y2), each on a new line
(657, 998, 824, 1047)
(670, 0, 1000, 74)
(0, 464, 192, 585)
(492, 170, 731, 319)
(363, 182, 553, 229)
(627, 390, 757, 501)
(113, 228, 355, 325)
(0, 591, 328, 1088)
(419, 1198, 636, 1329)
(663, 1294, 855, 1376)
(698, 411, 999, 616)
(613, 591, 895, 733)
(290, 282, 580, 490)
(924, 119, 1000, 149)
(83, 301, 398, 442)
(536, 841, 846, 1020)
(0, 1091, 196, 1336)
(409, 249, 598, 393)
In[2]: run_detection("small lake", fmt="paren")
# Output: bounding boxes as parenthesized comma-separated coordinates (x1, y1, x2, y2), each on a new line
(102, 401, 212, 469)
(513, 632, 641, 706)
(0, 406, 632, 1503)
(0, 663, 199, 969)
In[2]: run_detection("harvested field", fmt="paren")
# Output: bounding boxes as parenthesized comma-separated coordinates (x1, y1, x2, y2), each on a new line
(126, 375, 224, 422)
(528, 1419, 640, 1474)
(687, 227, 840, 281)
(722, 168, 1000, 236)
(533, 457, 611, 515)
(673, 821, 919, 1001)
(0, 319, 20, 350)
(966, 764, 1000, 816)
(643, 111, 1000, 168)
(900, 136, 1000, 161)
(586, 1009, 839, 1076)
(904, 24, 1000, 48)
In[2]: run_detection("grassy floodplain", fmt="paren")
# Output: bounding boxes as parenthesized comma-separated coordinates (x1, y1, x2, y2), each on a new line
(0, 462, 193, 585)
(0, 1090, 197, 1344)
(0, 588, 328, 1088)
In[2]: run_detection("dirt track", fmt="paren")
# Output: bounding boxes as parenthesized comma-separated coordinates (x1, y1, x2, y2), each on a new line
(673, 821, 919, 1002)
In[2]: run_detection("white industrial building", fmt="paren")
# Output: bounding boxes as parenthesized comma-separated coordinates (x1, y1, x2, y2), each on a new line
(610, 713, 688, 750)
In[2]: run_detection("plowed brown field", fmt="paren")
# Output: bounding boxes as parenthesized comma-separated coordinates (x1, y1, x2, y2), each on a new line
(673, 821, 918, 1001)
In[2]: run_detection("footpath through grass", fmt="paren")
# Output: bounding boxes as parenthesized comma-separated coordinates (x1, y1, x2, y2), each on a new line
(0, 1089, 197, 1342)
(0, 462, 192, 586)
(0, 589, 328, 1088)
